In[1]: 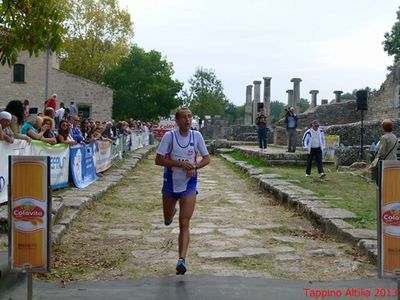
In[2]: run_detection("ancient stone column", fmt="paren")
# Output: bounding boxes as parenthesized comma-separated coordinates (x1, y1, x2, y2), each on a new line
(286, 89, 294, 108)
(321, 99, 328, 105)
(244, 85, 253, 125)
(333, 90, 343, 103)
(291, 78, 302, 114)
(309, 90, 319, 108)
(263, 77, 272, 119)
(252, 80, 262, 125)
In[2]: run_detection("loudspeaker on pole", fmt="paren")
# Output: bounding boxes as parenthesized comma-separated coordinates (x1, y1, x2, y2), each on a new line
(356, 90, 368, 111)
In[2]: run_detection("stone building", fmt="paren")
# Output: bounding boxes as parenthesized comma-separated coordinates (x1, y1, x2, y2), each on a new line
(0, 51, 113, 121)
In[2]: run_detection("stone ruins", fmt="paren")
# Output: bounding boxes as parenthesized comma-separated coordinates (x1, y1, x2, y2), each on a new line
(202, 63, 400, 166)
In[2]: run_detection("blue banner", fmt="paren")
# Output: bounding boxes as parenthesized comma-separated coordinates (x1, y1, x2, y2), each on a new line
(70, 143, 98, 188)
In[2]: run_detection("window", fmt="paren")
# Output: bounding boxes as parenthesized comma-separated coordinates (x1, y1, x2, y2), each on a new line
(13, 64, 25, 82)
(77, 104, 92, 118)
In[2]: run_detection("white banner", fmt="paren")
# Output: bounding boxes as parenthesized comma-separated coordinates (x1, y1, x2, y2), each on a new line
(29, 141, 70, 189)
(0, 140, 29, 204)
(95, 140, 113, 173)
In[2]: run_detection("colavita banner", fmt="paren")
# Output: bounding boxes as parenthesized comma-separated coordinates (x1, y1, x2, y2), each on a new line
(0, 140, 29, 204)
(70, 143, 97, 189)
(9, 156, 51, 273)
(379, 160, 400, 277)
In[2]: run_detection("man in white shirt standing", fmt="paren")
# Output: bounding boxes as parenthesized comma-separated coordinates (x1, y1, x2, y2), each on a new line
(302, 120, 326, 178)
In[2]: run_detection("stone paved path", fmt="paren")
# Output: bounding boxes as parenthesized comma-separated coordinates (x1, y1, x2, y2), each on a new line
(45, 154, 377, 282)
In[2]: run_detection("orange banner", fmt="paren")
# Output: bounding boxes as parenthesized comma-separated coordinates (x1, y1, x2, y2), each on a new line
(379, 161, 400, 277)
(9, 156, 51, 273)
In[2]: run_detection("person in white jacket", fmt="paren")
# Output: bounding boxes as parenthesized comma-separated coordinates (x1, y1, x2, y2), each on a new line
(302, 120, 326, 178)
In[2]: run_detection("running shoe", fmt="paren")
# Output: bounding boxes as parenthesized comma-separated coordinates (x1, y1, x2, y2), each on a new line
(176, 258, 187, 275)
(164, 208, 177, 226)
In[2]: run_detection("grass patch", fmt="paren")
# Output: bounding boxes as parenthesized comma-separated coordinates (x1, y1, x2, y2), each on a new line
(226, 151, 377, 230)
(228, 151, 268, 169)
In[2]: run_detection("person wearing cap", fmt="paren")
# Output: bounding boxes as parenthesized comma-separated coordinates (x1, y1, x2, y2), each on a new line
(285, 107, 298, 152)
(0, 111, 15, 144)
(302, 120, 326, 178)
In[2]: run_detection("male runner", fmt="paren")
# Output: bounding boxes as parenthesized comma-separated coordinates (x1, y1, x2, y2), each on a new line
(155, 107, 210, 275)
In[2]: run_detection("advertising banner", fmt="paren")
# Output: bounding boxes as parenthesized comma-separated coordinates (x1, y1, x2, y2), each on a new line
(70, 143, 98, 189)
(95, 140, 113, 173)
(9, 156, 51, 272)
(323, 135, 340, 162)
(111, 136, 123, 161)
(30, 140, 69, 190)
(0, 140, 29, 204)
(130, 132, 139, 151)
(378, 160, 400, 277)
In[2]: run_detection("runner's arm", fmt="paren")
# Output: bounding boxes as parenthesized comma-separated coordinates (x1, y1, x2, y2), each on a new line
(155, 153, 195, 170)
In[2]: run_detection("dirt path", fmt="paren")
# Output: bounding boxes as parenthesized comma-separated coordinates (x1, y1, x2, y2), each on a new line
(44, 154, 376, 282)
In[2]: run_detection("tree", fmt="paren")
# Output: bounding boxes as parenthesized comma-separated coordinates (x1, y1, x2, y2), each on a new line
(103, 46, 183, 121)
(341, 92, 356, 100)
(270, 100, 286, 124)
(298, 98, 310, 113)
(182, 67, 229, 121)
(60, 0, 133, 82)
(383, 7, 400, 64)
(224, 103, 244, 125)
(0, 0, 64, 65)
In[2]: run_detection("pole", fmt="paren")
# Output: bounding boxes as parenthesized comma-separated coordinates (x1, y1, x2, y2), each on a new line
(27, 271, 33, 300)
(360, 110, 364, 160)
(45, 45, 50, 101)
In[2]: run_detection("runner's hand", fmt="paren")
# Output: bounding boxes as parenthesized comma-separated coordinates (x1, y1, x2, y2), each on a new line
(186, 168, 196, 178)
(179, 161, 195, 170)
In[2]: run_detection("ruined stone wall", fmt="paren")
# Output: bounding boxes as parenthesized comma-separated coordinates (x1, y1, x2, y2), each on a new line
(363, 67, 400, 121)
(275, 101, 359, 129)
(201, 125, 274, 143)
(325, 119, 400, 146)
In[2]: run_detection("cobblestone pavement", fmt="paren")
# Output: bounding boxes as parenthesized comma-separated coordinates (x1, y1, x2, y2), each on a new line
(46, 154, 377, 282)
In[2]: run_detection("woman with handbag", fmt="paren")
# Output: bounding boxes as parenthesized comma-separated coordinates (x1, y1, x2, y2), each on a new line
(371, 119, 398, 183)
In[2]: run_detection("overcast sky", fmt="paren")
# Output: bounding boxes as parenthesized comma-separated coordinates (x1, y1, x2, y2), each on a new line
(118, 0, 399, 106)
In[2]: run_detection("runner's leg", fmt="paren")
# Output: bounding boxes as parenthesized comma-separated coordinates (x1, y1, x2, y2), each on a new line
(178, 193, 196, 259)
(163, 195, 178, 223)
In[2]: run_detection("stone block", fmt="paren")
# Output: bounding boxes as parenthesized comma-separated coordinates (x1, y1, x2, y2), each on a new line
(341, 228, 377, 244)
(308, 207, 356, 220)
(272, 236, 306, 244)
(197, 251, 243, 259)
(58, 209, 82, 229)
(51, 224, 67, 244)
(357, 239, 377, 252)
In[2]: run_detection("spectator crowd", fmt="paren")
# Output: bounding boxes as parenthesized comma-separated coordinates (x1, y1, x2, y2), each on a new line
(0, 96, 155, 146)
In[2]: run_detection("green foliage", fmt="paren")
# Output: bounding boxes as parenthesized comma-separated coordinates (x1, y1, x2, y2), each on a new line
(383, 8, 400, 64)
(269, 100, 286, 124)
(341, 92, 356, 100)
(0, 0, 65, 65)
(224, 103, 244, 125)
(60, 0, 133, 82)
(298, 98, 310, 113)
(182, 67, 229, 120)
(103, 46, 183, 121)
